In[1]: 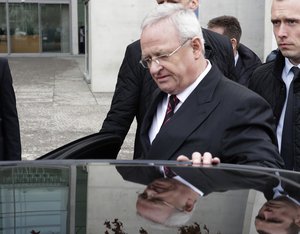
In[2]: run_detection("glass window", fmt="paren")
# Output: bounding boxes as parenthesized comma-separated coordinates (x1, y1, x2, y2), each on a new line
(9, 3, 39, 53)
(41, 4, 70, 53)
(0, 167, 70, 233)
(0, 3, 7, 53)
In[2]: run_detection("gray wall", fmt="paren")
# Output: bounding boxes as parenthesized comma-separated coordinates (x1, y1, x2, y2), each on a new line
(199, 0, 266, 60)
(87, 0, 273, 92)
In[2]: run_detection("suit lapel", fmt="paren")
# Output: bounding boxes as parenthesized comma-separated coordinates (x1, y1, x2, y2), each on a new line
(140, 89, 165, 156)
(146, 66, 222, 160)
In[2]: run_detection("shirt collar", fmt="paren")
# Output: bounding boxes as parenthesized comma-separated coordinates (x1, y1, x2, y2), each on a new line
(284, 58, 300, 77)
(174, 60, 212, 104)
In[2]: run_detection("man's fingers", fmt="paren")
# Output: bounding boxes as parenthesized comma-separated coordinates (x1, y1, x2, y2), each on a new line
(177, 155, 190, 162)
(212, 157, 221, 165)
(177, 152, 221, 166)
(192, 152, 202, 164)
(202, 152, 213, 165)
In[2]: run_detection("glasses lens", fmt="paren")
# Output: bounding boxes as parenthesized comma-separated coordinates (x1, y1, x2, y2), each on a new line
(139, 59, 148, 68)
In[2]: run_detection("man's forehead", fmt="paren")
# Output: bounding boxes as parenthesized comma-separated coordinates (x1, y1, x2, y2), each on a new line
(272, 0, 300, 16)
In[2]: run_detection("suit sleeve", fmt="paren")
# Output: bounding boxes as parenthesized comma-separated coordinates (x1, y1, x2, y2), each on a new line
(0, 58, 21, 160)
(100, 41, 146, 145)
(220, 92, 284, 169)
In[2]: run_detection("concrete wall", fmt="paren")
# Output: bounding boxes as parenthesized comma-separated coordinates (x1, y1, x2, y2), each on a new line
(264, 0, 278, 58)
(88, 1, 156, 92)
(87, 0, 274, 92)
(199, 0, 265, 61)
(71, 0, 79, 55)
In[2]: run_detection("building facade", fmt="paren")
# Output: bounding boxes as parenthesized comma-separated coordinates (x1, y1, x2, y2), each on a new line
(0, 0, 82, 55)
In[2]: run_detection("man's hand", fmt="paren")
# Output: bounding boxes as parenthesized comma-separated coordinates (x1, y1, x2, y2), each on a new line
(177, 152, 220, 166)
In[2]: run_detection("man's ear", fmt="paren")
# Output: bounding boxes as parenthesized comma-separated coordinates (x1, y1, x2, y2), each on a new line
(191, 37, 203, 58)
(189, 0, 200, 10)
(230, 38, 238, 51)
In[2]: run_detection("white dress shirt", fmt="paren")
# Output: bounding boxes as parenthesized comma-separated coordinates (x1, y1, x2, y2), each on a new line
(150, 60, 212, 197)
(234, 52, 239, 67)
(148, 60, 212, 143)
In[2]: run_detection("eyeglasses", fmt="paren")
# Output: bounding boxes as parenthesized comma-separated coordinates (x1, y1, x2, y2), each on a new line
(137, 191, 185, 213)
(139, 38, 191, 69)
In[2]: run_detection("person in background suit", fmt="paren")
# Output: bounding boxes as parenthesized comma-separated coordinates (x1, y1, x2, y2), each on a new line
(249, 0, 300, 171)
(139, 3, 283, 168)
(0, 58, 21, 160)
(99, 0, 237, 159)
(207, 15, 262, 87)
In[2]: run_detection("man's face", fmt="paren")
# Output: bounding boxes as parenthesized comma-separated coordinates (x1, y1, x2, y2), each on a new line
(136, 178, 196, 223)
(141, 20, 197, 95)
(255, 197, 300, 234)
(271, 0, 300, 64)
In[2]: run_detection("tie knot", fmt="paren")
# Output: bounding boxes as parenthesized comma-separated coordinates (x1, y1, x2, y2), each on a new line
(291, 66, 300, 80)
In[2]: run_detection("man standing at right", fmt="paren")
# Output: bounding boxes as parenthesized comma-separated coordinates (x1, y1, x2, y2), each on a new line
(249, 0, 300, 171)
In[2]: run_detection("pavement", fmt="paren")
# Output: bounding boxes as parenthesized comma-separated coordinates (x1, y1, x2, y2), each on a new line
(8, 56, 135, 160)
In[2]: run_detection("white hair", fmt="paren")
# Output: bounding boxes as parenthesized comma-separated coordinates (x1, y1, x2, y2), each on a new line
(141, 3, 204, 50)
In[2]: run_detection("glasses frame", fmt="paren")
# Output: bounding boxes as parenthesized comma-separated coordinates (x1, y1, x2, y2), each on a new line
(139, 38, 191, 69)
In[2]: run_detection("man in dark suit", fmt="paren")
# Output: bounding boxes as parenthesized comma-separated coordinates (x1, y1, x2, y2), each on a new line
(207, 15, 262, 87)
(0, 58, 21, 160)
(249, 0, 300, 171)
(139, 3, 283, 168)
(99, 0, 237, 159)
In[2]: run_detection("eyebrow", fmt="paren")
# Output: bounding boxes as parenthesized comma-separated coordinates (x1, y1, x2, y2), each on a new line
(271, 17, 300, 23)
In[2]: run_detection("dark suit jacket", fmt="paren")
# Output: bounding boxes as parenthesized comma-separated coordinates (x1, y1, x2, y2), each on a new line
(140, 65, 283, 169)
(235, 43, 262, 87)
(100, 29, 237, 159)
(202, 28, 237, 82)
(0, 58, 21, 160)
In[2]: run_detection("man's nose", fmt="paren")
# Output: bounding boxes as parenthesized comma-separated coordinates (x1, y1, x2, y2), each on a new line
(277, 24, 288, 38)
(149, 60, 162, 74)
(262, 209, 274, 220)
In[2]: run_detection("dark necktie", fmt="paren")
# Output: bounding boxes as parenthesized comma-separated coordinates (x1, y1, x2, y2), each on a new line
(163, 166, 176, 178)
(281, 66, 300, 170)
(162, 95, 179, 125)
